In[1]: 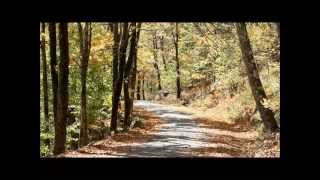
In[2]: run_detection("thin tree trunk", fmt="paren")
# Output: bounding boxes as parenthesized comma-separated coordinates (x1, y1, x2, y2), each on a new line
(129, 51, 137, 114)
(78, 23, 91, 147)
(154, 64, 161, 91)
(111, 23, 120, 132)
(173, 23, 181, 99)
(129, 23, 141, 115)
(111, 23, 129, 133)
(112, 23, 119, 90)
(54, 23, 69, 155)
(141, 73, 145, 100)
(123, 23, 137, 131)
(150, 81, 153, 95)
(48, 23, 58, 150)
(276, 23, 280, 40)
(41, 23, 50, 146)
(275, 23, 280, 62)
(152, 32, 162, 90)
(159, 36, 167, 71)
(236, 23, 278, 133)
(146, 80, 149, 99)
(136, 72, 141, 100)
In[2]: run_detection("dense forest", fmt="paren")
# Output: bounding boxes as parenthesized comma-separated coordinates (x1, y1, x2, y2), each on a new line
(40, 22, 280, 157)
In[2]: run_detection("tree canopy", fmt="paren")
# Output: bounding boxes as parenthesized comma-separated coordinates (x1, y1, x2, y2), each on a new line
(40, 22, 280, 158)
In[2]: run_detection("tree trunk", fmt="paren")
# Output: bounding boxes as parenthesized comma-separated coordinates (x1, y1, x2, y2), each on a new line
(159, 35, 167, 71)
(236, 23, 278, 133)
(78, 23, 92, 147)
(48, 23, 58, 150)
(111, 23, 120, 132)
(136, 72, 141, 100)
(173, 23, 181, 99)
(129, 23, 141, 115)
(111, 23, 129, 133)
(150, 81, 153, 95)
(123, 23, 137, 131)
(275, 23, 280, 62)
(146, 80, 149, 99)
(111, 23, 119, 133)
(41, 23, 50, 146)
(54, 23, 69, 155)
(152, 32, 162, 90)
(276, 23, 280, 40)
(112, 23, 119, 90)
(142, 73, 145, 100)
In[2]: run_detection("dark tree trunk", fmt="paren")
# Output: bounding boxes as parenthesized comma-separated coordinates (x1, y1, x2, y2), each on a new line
(152, 32, 162, 90)
(136, 72, 141, 100)
(129, 23, 141, 108)
(131, 23, 141, 101)
(142, 73, 145, 100)
(54, 23, 69, 155)
(159, 35, 167, 71)
(155, 64, 161, 91)
(275, 23, 280, 62)
(111, 23, 120, 132)
(129, 49, 137, 113)
(150, 81, 153, 95)
(111, 23, 129, 133)
(236, 23, 278, 133)
(173, 23, 181, 99)
(146, 80, 149, 95)
(112, 23, 119, 90)
(123, 23, 137, 131)
(48, 23, 58, 148)
(78, 23, 92, 147)
(41, 23, 50, 146)
(276, 23, 280, 40)
(108, 23, 113, 32)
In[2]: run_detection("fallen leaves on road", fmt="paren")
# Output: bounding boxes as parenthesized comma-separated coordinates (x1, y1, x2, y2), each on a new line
(60, 107, 162, 158)
(191, 146, 242, 157)
(193, 117, 252, 132)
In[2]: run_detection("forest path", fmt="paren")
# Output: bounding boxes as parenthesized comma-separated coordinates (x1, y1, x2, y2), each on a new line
(126, 100, 234, 157)
(62, 100, 257, 157)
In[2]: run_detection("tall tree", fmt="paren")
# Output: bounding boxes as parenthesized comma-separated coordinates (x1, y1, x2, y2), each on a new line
(159, 35, 167, 71)
(275, 23, 280, 40)
(78, 23, 92, 147)
(142, 72, 146, 100)
(172, 23, 181, 99)
(130, 23, 142, 100)
(111, 23, 120, 132)
(54, 23, 70, 155)
(41, 23, 49, 145)
(129, 22, 141, 113)
(236, 23, 278, 133)
(111, 23, 129, 132)
(48, 23, 58, 149)
(123, 23, 137, 130)
(112, 23, 119, 90)
(274, 23, 280, 62)
(152, 32, 162, 90)
(136, 71, 141, 100)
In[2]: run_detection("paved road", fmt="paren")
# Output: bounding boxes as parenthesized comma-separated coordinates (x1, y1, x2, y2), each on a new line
(63, 100, 249, 158)
(113, 101, 236, 157)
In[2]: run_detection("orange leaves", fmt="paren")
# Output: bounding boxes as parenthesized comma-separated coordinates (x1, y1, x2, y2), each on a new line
(61, 106, 162, 157)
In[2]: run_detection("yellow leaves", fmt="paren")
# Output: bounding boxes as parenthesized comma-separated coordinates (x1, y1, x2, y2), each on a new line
(191, 73, 205, 80)
(198, 37, 206, 46)
(91, 32, 112, 52)
(180, 69, 191, 77)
